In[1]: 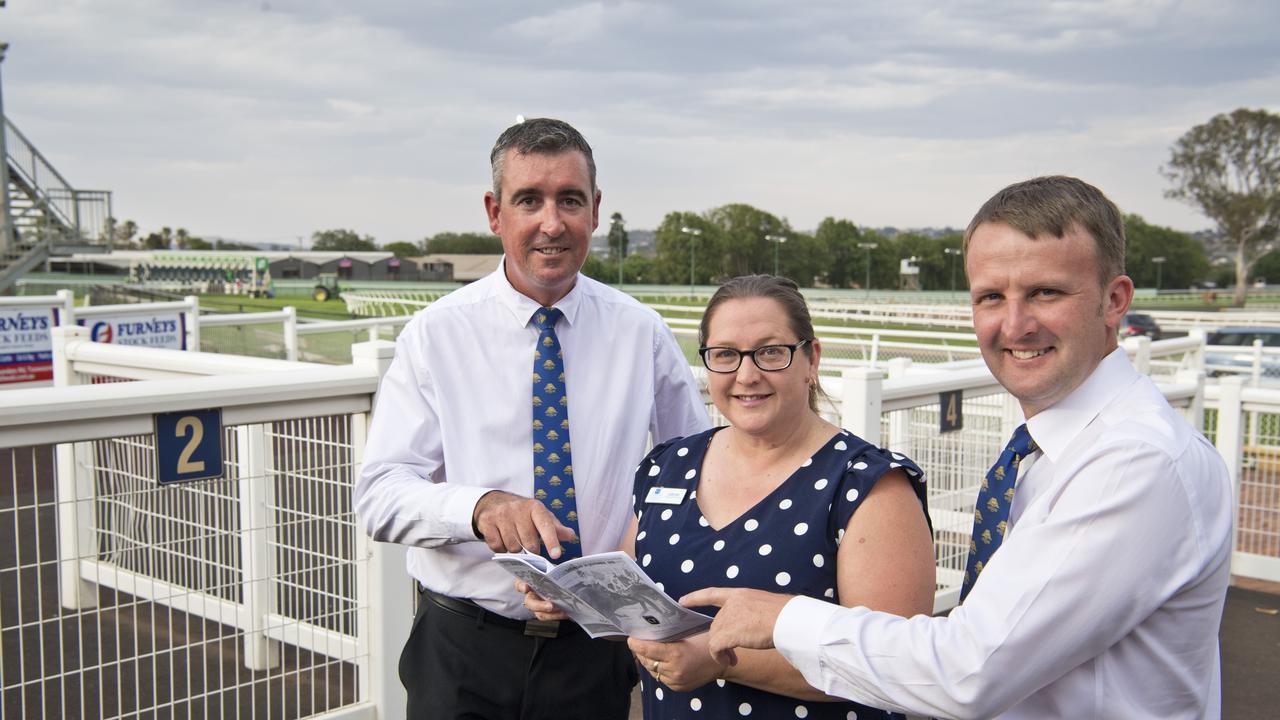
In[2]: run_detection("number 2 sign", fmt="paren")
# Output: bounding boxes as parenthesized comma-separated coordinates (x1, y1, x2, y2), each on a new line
(153, 408, 225, 484)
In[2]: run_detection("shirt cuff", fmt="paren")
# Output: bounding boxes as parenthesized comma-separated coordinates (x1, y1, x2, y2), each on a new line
(450, 485, 499, 541)
(775, 595, 848, 687)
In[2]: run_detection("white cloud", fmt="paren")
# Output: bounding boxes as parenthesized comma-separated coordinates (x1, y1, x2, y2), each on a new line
(3, 0, 1277, 244)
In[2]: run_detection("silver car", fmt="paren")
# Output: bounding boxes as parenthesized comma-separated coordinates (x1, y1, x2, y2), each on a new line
(1205, 327, 1280, 380)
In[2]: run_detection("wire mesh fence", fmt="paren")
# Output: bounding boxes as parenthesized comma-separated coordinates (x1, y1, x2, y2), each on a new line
(1234, 411, 1280, 563)
(879, 392, 1011, 598)
(199, 324, 290, 361)
(0, 413, 367, 719)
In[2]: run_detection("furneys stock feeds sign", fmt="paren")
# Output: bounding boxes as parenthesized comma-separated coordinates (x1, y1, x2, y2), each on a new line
(0, 306, 60, 385)
(77, 312, 187, 350)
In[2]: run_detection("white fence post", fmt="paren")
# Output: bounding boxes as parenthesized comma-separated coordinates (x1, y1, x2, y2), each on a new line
(1187, 329, 1206, 371)
(184, 294, 201, 351)
(237, 423, 281, 670)
(885, 358, 911, 453)
(841, 367, 883, 444)
(1123, 335, 1151, 375)
(351, 339, 409, 718)
(1176, 369, 1207, 432)
(1215, 376, 1244, 576)
(56, 288, 74, 325)
(282, 306, 298, 362)
(1251, 339, 1264, 387)
(52, 326, 97, 610)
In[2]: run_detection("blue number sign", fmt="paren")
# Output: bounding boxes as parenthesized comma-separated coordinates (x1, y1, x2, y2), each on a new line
(939, 390, 963, 434)
(153, 408, 224, 484)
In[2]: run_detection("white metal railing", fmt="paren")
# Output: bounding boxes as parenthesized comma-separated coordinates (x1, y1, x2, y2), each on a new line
(339, 290, 444, 317)
(1204, 379, 1280, 583)
(666, 317, 982, 371)
(0, 327, 408, 719)
(1148, 308, 1280, 331)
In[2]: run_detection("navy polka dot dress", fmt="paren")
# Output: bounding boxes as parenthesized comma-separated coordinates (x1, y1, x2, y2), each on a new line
(633, 426, 927, 720)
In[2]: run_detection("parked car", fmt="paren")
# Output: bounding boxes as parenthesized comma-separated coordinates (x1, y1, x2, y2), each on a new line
(1119, 312, 1162, 340)
(1205, 327, 1280, 380)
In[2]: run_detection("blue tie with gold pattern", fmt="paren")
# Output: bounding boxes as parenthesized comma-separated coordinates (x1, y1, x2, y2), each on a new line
(531, 307, 581, 560)
(960, 424, 1036, 602)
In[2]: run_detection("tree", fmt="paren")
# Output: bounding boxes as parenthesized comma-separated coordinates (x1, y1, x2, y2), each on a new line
(213, 238, 257, 250)
(141, 229, 169, 250)
(1163, 108, 1280, 306)
(815, 218, 866, 288)
(425, 232, 504, 254)
(311, 228, 378, 252)
(653, 212, 710, 285)
(704, 203, 787, 279)
(382, 241, 420, 257)
(1123, 214, 1210, 290)
(579, 253, 610, 282)
(608, 212, 629, 261)
(109, 218, 139, 248)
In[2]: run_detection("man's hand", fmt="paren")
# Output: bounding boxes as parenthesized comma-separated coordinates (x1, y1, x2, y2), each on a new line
(514, 579, 570, 621)
(680, 588, 794, 666)
(473, 490, 576, 558)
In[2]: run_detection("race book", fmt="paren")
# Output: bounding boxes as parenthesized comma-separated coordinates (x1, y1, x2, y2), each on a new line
(493, 550, 712, 641)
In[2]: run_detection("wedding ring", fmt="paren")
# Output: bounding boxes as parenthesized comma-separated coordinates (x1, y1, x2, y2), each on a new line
(652, 660, 660, 673)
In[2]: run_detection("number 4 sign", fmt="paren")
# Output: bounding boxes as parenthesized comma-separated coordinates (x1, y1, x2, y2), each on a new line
(153, 408, 225, 484)
(939, 390, 963, 434)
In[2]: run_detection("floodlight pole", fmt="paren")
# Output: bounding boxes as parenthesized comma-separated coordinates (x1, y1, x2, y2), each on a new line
(1152, 256, 1166, 291)
(613, 216, 624, 287)
(681, 226, 702, 297)
(0, 42, 13, 256)
(766, 234, 786, 276)
(944, 247, 962, 296)
(857, 242, 876, 298)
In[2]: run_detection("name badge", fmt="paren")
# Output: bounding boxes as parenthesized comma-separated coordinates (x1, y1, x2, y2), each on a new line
(645, 486, 687, 505)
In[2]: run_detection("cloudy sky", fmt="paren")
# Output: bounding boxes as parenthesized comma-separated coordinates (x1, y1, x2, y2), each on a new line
(3, 1, 1278, 246)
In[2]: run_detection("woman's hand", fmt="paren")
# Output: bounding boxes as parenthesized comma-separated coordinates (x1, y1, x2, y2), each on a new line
(628, 633, 729, 692)
(514, 579, 569, 621)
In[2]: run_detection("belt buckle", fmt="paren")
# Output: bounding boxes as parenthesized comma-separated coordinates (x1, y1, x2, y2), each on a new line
(523, 619, 560, 638)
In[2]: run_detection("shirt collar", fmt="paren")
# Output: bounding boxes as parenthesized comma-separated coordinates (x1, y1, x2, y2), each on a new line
(1025, 347, 1140, 463)
(493, 256, 585, 328)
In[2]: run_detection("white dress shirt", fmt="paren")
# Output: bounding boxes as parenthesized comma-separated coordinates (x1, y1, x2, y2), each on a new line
(776, 348, 1233, 719)
(356, 264, 709, 619)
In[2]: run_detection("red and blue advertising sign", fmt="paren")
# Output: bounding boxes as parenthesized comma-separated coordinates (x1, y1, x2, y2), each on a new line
(77, 311, 187, 350)
(0, 305, 61, 386)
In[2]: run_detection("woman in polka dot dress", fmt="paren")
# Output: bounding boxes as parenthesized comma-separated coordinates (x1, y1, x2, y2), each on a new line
(627, 275, 935, 720)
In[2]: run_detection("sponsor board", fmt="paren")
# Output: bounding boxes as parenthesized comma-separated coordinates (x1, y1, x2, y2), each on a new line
(0, 305, 60, 386)
(77, 312, 187, 350)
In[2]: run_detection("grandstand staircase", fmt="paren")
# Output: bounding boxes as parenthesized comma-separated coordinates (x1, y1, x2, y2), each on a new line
(1, 114, 113, 293)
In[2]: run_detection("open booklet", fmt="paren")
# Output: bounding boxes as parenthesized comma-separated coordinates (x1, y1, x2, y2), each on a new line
(493, 550, 712, 641)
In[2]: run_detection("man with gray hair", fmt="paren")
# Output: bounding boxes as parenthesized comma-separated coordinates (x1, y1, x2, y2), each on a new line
(358, 117, 708, 719)
(684, 175, 1233, 719)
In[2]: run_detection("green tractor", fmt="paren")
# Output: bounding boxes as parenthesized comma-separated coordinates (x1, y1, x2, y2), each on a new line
(312, 273, 342, 302)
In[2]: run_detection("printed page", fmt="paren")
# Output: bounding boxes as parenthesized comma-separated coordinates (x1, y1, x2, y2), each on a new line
(545, 551, 712, 642)
(492, 554, 625, 638)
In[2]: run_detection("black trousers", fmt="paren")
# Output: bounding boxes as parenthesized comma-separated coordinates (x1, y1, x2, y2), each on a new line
(400, 590, 637, 720)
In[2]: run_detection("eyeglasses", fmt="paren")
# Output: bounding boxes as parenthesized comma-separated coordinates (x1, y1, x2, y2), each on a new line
(698, 340, 811, 373)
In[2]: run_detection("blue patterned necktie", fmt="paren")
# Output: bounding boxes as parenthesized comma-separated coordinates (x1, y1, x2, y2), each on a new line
(530, 307, 581, 561)
(960, 424, 1037, 602)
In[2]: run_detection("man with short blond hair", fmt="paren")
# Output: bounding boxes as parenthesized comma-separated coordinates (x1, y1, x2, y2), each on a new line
(686, 175, 1233, 719)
